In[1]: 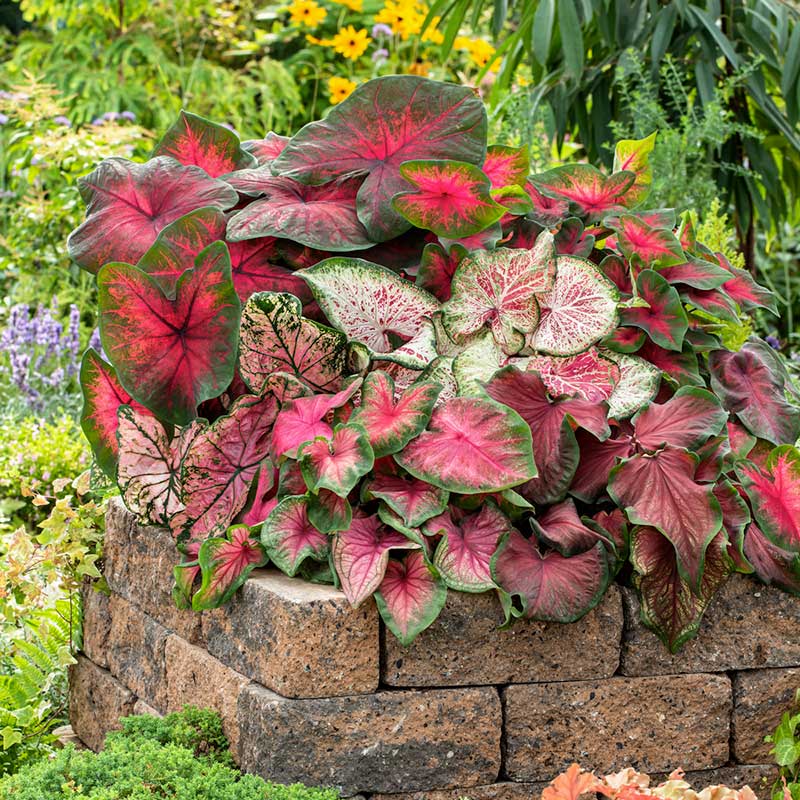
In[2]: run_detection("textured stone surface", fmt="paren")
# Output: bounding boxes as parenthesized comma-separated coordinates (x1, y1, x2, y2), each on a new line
(106, 594, 169, 711)
(104, 498, 202, 643)
(132, 699, 162, 717)
(371, 783, 548, 800)
(733, 668, 800, 763)
(622, 576, 800, 675)
(383, 586, 622, 687)
(238, 684, 502, 795)
(69, 655, 136, 752)
(165, 635, 250, 760)
(203, 569, 379, 698)
(80, 581, 111, 669)
(678, 765, 776, 792)
(504, 674, 731, 781)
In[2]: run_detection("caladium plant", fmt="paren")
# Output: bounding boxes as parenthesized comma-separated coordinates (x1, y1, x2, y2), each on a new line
(73, 76, 800, 652)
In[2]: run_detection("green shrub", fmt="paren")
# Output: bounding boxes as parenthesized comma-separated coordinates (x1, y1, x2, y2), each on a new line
(766, 691, 800, 800)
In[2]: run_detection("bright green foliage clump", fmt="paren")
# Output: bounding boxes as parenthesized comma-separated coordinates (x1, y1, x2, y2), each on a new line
(766, 692, 800, 800)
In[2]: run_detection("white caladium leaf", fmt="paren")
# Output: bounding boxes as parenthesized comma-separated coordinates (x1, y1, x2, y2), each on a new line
(602, 350, 662, 420)
(417, 357, 459, 404)
(373, 318, 439, 369)
(452, 329, 505, 396)
(527, 347, 620, 402)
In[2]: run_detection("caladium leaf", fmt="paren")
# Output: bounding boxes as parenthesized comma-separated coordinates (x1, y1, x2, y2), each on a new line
(228, 239, 311, 305)
(602, 351, 661, 420)
(307, 489, 352, 534)
(597, 254, 633, 295)
(658, 259, 731, 290)
(363, 473, 448, 528)
(392, 160, 505, 238)
(416, 243, 468, 302)
(681, 286, 740, 324)
(349, 371, 441, 457)
(375, 551, 447, 645)
(570, 427, 635, 502)
(240, 465, 279, 527)
(532, 499, 612, 557)
(301, 258, 440, 353)
(153, 110, 257, 177)
(98, 242, 241, 425)
(272, 76, 487, 241)
(452, 329, 505, 396)
(527, 256, 620, 356)
(555, 217, 595, 258)
(601, 326, 646, 354)
(173, 538, 202, 610)
(239, 292, 347, 394)
(242, 132, 289, 164)
(491, 530, 610, 622)
(612, 132, 656, 206)
(713, 480, 751, 571)
(68, 156, 238, 273)
(482, 144, 529, 188)
(193, 525, 267, 610)
(612, 215, 685, 268)
(620, 270, 688, 351)
(526, 347, 620, 403)
(528, 164, 634, 218)
(715, 254, 778, 314)
(635, 340, 703, 387)
(395, 396, 536, 494)
(374, 318, 438, 369)
(744, 524, 800, 594)
(261, 495, 331, 576)
(299, 423, 375, 498)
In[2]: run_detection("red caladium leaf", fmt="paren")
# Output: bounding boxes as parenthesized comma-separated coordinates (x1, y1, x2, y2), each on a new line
(261, 495, 331, 576)
(301, 258, 440, 353)
(68, 156, 238, 273)
(98, 242, 241, 425)
(153, 110, 257, 177)
(228, 238, 311, 305)
(416, 243, 467, 302)
(238, 292, 347, 394)
(299, 423, 375, 498)
(620, 270, 688, 352)
(635, 340, 703, 387)
(193, 525, 267, 610)
(712, 480, 751, 571)
(715, 254, 778, 314)
(598, 254, 634, 295)
(523, 183, 570, 227)
(332, 514, 419, 606)
(657, 259, 731, 290)
(349, 371, 441, 457)
(395, 396, 536, 494)
(375, 550, 447, 645)
(482, 144, 529, 188)
(612, 215, 685, 268)
(491, 529, 611, 622)
(392, 160, 505, 238)
(609, 446, 723, 590)
(307, 489, 352, 534)
(242, 132, 289, 165)
(526, 347, 620, 403)
(601, 326, 646, 354)
(744, 524, 800, 594)
(612, 132, 656, 207)
(555, 217, 595, 258)
(681, 286, 740, 324)
(364, 473, 449, 528)
(527, 256, 620, 356)
(528, 164, 634, 218)
(602, 351, 661, 420)
(570, 426, 635, 502)
(532, 499, 612, 557)
(173, 538, 202, 610)
(240, 465, 279, 527)
(272, 76, 487, 241)
(226, 175, 373, 251)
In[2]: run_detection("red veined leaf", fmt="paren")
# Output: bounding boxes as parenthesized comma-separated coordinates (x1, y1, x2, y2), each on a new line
(570, 426, 635, 503)
(377, 503, 430, 550)
(712, 480, 751, 572)
(349, 371, 441, 457)
(677, 211, 696, 250)
(601, 326, 646, 354)
(116, 405, 203, 526)
(598, 254, 634, 295)
(612, 132, 656, 206)
(68, 156, 238, 273)
(301, 257, 440, 353)
(657, 259, 731, 290)
(98, 242, 241, 425)
(242, 132, 289, 165)
(153, 110, 257, 177)
(528, 256, 620, 356)
(238, 291, 347, 394)
(608, 446, 723, 591)
(482, 144, 529, 188)
(541, 764, 601, 800)
(491, 184, 533, 217)
(632, 386, 728, 452)
(451, 329, 506, 395)
(602, 351, 661, 420)
(524, 182, 570, 226)
(227, 238, 311, 305)
(532, 498, 612, 556)
(173, 538, 202, 609)
(738, 445, 800, 552)
(364, 472, 449, 528)
(440, 222, 504, 252)
(227, 175, 373, 251)
(528, 164, 634, 218)
(416, 242, 468, 302)
(394, 396, 536, 494)
(491, 529, 611, 622)
(272, 76, 487, 241)
(589, 508, 629, 554)
(193, 525, 267, 610)
(392, 160, 505, 238)
(695, 435, 730, 483)
(715, 253, 778, 314)
(240, 465, 279, 527)
(373, 317, 439, 370)
(555, 217, 595, 257)
(261, 494, 331, 576)
(307, 489, 352, 533)
(299, 423, 375, 497)
(631, 526, 733, 652)
(332, 513, 419, 606)
(635, 340, 703, 387)
(743, 524, 800, 594)
(526, 347, 620, 402)
(620, 270, 688, 351)
(612, 215, 685, 268)
(375, 550, 447, 645)
(680, 286, 740, 324)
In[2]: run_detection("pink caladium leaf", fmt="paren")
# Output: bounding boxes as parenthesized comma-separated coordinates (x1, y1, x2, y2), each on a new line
(612, 132, 656, 207)
(608, 446, 723, 591)
(744, 524, 800, 594)
(715, 254, 778, 314)
(272, 76, 487, 241)
(482, 144, 529, 188)
(392, 160, 506, 238)
(395, 396, 536, 494)
(375, 550, 447, 645)
(116, 405, 203, 527)
(227, 239, 312, 305)
(620, 270, 688, 351)
(570, 426, 635, 502)
(555, 217, 595, 258)
(301, 258, 440, 353)
(635, 340, 703, 387)
(523, 183, 570, 226)
(240, 465, 279, 527)
(193, 525, 267, 610)
(528, 164, 635, 219)
(532, 498, 612, 557)
(602, 351, 662, 420)
(242, 132, 289, 165)
(299, 423, 375, 498)
(68, 156, 238, 273)
(173, 538, 202, 610)
(526, 347, 620, 403)
(226, 175, 373, 251)
(363, 472, 449, 528)
(491, 529, 611, 622)
(238, 292, 347, 394)
(631, 526, 733, 652)
(598, 254, 634, 295)
(657, 259, 732, 290)
(612, 215, 685, 268)
(680, 286, 740, 324)
(527, 256, 620, 356)
(416, 242, 468, 302)
(349, 371, 441, 457)
(98, 242, 241, 425)
(307, 489, 353, 533)
(261, 494, 331, 576)
(153, 110, 257, 177)
(712, 480, 751, 571)
(332, 514, 419, 606)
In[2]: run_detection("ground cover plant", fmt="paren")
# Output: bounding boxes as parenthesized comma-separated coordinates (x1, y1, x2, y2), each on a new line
(72, 75, 800, 652)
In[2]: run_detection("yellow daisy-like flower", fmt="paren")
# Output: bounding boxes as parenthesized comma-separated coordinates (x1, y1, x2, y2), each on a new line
(329, 76, 357, 104)
(421, 16, 444, 44)
(466, 39, 496, 67)
(331, 0, 363, 10)
(453, 35, 473, 50)
(330, 25, 371, 60)
(375, 0, 422, 37)
(407, 59, 431, 76)
(306, 33, 333, 45)
(288, 0, 326, 27)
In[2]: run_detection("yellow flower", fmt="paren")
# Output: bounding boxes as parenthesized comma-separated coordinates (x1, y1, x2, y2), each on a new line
(466, 38, 496, 67)
(330, 25, 371, 59)
(306, 33, 333, 45)
(421, 17, 444, 44)
(407, 59, 431, 76)
(331, 0, 363, 9)
(288, 0, 327, 27)
(453, 35, 473, 50)
(328, 76, 357, 104)
(375, 0, 423, 38)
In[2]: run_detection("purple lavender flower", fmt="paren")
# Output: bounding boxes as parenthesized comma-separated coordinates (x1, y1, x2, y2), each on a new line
(0, 113, 9, 125)
(372, 23, 393, 37)
(372, 48, 389, 63)
(91, 117, 105, 126)
(88, 327, 102, 353)
(765, 335, 781, 350)
(53, 115, 71, 126)
(103, 111, 120, 121)
(120, 110, 136, 121)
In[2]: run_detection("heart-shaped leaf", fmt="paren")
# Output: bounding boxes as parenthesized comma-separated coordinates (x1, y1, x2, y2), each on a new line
(482, 144, 529, 188)
(363, 472, 448, 528)
(416, 243, 468, 302)
(528, 164, 634, 218)
(307, 490, 352, 534)
(261, 495, 331, 576)
(635, 340, 703, 387)
(612, 215, 685, 268)
(612, 132, 656, 206)
(526, 347, 620, 403)
(620, 270, 688, 351)
(228, 238, 312, 305)
(744, 524, 800, 594)
(299, 423, 375, 498)
(602, 351, 661, 420)
(242, 132, 289, 164)
(570, 427, 635, 503)
(524, 183, 570, 226)
(658, 259, 732, 290)
(532, 499, 612, 556)
(715, 254, 778, 314)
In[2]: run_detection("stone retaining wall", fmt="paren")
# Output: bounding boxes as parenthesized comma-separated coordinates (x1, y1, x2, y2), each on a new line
(70, 499, 800, 797)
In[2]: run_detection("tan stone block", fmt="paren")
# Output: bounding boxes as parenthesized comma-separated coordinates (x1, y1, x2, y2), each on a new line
(81, 581, 111, 669)
(69, 655, 136, 751)
(678, 765, 776, 793)
(132, 699, 162, 717)
(202, 569, 379, 698)
(504, 674, 731, 781)
(237, 684, 502, 795)
(383, 586, 622, 687)
(371, 782, 548, 800)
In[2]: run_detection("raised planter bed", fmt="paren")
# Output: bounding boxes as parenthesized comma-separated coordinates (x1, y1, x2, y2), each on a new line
(70, 498, 796, 796)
